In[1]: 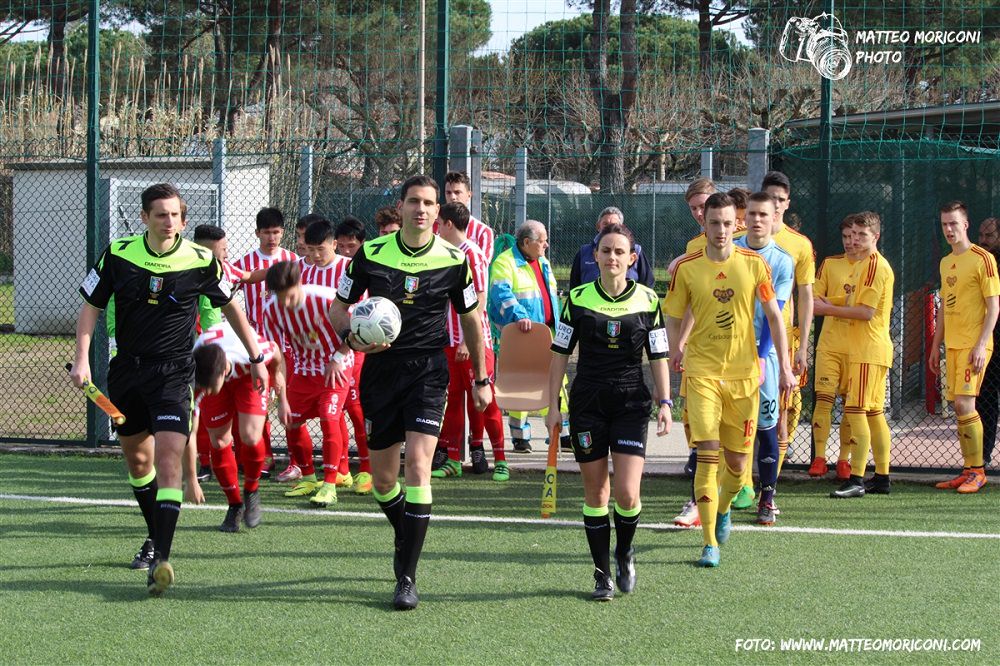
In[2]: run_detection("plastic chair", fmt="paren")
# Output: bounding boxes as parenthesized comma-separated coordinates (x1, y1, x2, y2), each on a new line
(494, 323, 553, 412)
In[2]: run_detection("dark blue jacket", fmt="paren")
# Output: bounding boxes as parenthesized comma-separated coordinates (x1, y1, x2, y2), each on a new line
(568, 234, 655, 288)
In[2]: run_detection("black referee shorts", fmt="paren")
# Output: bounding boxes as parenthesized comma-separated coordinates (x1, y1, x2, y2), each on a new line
(108, 355, 194, 438)
(359, 351, 449, 450)
(569, 380, 651, 464)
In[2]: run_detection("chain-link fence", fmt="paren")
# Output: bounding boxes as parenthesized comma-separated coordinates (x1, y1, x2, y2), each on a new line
(2, 1, 999, 471)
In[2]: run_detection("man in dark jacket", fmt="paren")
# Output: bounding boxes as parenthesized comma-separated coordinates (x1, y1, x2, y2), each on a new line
(569, 207, 655, 289)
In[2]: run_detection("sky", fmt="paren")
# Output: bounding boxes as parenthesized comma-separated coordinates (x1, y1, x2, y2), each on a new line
(483, 0, 750, 53)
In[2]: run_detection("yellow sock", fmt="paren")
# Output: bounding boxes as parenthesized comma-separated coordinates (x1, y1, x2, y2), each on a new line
(694, 450, 719, 547)
(958, 412, 984, 468)
(740, 454, 753, 488)
(837, 416, 853, 463)
(867, 410, 892, 475)
(847, 408, 870, 477)
(812, 394, 835, 459)
(777, 440, 789, 477)
(718, 462, 744, 515)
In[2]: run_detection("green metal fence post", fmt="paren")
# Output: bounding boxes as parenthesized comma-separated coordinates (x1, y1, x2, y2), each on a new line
(85, 0, 102, 447)
(432, 0, 450, 192)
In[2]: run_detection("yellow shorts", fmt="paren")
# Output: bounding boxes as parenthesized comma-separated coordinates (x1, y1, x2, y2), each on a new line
(846, 362, 889, 412)
(686, 376, 759, 452)
(814, 349, 850, 397)
(945, 347, 993, 400)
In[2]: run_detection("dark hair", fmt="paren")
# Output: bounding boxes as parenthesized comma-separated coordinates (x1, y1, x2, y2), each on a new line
(685, 177, 716, 201)
(304, 219, 336, 245)
(399, 175, 439, 201)
(296, 212, 327, 231)
(748, 191, 776, 208)
(444, 171, 472, 190)
(939, 200, 968, 217)
(595, 223, 635, 251)
(839, 213, 857, 231)
(265, 260, 301, 293)
(193, 224, 226, 242)
(141, 183, 183, 213)
(256, 207, 284, 230)
(374, 206, 401, 229)
(439, 201, 471, 231)
(761, 171, 791, 195)
(193, 343, 227, 390)
(853, 210, 882, 234)
(727, 187, 751, 210)
(335, 216, 366, 242)
(704, 192, 736, 214)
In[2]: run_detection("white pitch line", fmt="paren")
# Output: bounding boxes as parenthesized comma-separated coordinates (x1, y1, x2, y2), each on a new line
(2, 493, 998, 540)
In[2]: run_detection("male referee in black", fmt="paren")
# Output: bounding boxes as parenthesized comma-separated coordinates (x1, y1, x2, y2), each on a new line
(70, 183, 266, 596)
(331, 174, 491, 610)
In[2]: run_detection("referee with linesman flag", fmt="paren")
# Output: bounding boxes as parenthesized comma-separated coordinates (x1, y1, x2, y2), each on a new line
(70, 183, 266, 596)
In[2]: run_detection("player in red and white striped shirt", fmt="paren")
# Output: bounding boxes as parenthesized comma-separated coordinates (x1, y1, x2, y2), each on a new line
(261, 260, 352, 507)
(433, 202, 508, 481)
(193, 322, 289, 531)
(445, 171, 495, 261)
(333, 218, 374, 494)
(233, 209, 300, 331)
(231, 209, 299, 478)
(300, 217, 373, 494)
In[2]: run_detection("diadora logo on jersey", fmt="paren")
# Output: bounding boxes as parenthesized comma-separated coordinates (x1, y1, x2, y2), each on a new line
(144, 261, 170, 269)
(577, 431, 593, 451)
(404, 276, 419, 293)
(715, 311, 735, 329)
(607, 320, 621, 337)
(713, 288, 735, 303)
(716, 271, 727, 280)
(946, 276, 957, 287)
(149, 276, 164, 293)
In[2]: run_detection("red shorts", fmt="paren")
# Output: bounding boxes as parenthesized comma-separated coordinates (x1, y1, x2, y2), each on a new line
(288, 371, 348, 422)
(199, 373, 269, 431)
(445, 345, 496, 391)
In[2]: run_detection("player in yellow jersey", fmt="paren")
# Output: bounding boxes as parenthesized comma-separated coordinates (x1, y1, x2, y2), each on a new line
(762, 171, 814, 487)
(929, 201, 1000, 493)
(816, 212, 894, 498)
(666, 192, 795, 566)
(669, 178, 717, 528)
(809, 216, 860, 481)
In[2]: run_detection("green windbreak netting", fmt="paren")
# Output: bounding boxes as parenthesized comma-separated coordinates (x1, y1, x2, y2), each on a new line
(1, 1, 998, 468)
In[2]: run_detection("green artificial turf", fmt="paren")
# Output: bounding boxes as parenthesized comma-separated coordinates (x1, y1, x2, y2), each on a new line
(0, 454, 996, 664)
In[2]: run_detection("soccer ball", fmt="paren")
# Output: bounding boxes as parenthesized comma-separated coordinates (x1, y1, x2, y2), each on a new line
(350, 296, 402, 345)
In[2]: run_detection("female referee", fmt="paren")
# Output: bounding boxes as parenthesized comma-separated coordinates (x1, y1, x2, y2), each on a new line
(547, 223, 671, 601)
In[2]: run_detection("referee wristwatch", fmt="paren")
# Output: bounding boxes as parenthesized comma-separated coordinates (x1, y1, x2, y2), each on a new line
(473, 377, 492, 387)
(249, 352, 266, 364)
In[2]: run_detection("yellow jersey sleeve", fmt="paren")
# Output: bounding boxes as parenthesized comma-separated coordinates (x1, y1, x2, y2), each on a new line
(940, 245, 1000, 350)
(665, 252, 697, 319)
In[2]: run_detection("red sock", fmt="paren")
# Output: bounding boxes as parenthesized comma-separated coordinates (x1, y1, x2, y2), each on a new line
(346, 397, 371, 473)
(287, 424, 315, 476)
(210, 444, 242, 505)
(262, 419, 273, 459)
(196, 422, 212, 467)
(320, 417, 344, 483)
(242, 438, 265, 493)
(484, 399, 506, 462)
(338, 416, 350, 476)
